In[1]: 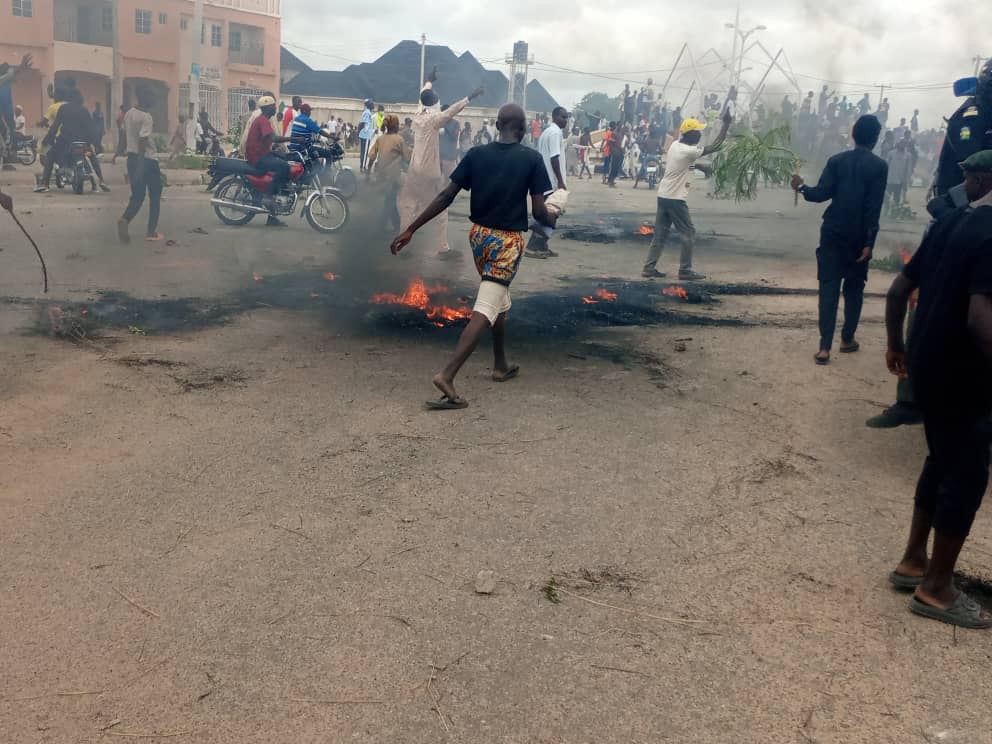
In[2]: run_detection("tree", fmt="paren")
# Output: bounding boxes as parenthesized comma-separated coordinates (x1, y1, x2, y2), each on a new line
(573, 92, 620, 129)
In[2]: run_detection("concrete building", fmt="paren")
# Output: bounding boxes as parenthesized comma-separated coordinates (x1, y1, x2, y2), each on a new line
(1, 0, 281, 135)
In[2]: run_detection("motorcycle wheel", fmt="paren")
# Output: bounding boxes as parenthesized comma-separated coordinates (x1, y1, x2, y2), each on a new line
(55, 172, 65, 189)
(213, 177, 256, 226)
(18, 147, 36, 166)
(332, 168, 358, 200)
(304, 190, 349, 234)
(72, 168, 85, 195)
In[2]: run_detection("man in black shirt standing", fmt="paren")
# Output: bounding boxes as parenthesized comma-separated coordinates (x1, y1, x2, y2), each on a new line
(792, 115, 888, 364)
(884, 150, 992, 629)
(390, 103, 555, 410)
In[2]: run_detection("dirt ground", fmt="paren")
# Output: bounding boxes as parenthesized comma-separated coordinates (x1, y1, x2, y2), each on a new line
(1, 159, 990, 744)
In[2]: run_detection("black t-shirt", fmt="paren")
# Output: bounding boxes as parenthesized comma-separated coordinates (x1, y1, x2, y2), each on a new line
(450, 142, 551, 232)
(55, 103, 96, 144)
(905, 205, 992, 410)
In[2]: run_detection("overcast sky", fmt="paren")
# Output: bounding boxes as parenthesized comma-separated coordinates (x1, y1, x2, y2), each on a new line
(282, 0, 989, 127)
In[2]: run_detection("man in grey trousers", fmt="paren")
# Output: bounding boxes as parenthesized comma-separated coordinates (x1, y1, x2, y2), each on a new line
(642, 110, 731, 281)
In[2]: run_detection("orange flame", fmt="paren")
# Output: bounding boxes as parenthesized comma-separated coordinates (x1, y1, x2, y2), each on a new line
(594, 288, 618, 301)
(582, 296, 598, 304)
(370, 279, 472, 324)
(662, 286, 689, 300)
(323, 272, 338, 281)
(638, 225, 654, 236)
(899, 247, 912, 265)
(252, 272, 263, 282)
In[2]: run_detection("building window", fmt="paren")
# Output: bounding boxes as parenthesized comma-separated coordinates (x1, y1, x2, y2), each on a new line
(135, 9, 152, 34)
(102, 6, 113, 31)
(211, 24, 222, 47)
(158, 12, 167, 25)
(180, 17, 188, 31)
(229, 31, 241, 52)
(12, 0, 32, 18)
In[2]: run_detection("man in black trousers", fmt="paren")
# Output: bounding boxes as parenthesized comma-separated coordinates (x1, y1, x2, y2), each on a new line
(884, 150, 992, 629)
(792, 115, 888, 364)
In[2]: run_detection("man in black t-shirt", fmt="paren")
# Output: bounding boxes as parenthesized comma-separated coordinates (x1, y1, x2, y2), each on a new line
(884, 150, 992, 629)
(390, 103, 555, 410)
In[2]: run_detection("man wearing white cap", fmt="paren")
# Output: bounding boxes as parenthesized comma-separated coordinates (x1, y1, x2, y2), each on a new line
(642, 111, 731, 281)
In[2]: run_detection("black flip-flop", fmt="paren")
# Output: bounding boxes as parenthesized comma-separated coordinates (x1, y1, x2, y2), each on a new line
(492, 365, 520, 382)
(910, 592, 992, 629)
(814, 353, 830, 365)
(839, 341, 861, 353)
(425, 395, 469, 410)
(888, 571, 924, 590)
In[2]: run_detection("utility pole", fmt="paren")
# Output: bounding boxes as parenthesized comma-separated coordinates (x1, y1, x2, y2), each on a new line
(111, 0, 121, 149)
(420, 34, 426, 89)
(658, 43, 686, 107)
(191, 0, 204, 119)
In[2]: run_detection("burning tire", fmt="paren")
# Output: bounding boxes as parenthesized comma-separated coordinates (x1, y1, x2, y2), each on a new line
(212, 177, 256, 226)
(303, 189, 349, 234)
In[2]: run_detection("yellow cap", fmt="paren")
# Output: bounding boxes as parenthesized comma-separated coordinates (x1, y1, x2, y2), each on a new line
(680, 118, 707, 134)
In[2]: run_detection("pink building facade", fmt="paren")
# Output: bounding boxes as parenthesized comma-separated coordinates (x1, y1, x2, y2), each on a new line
(1, 0, 281, 135)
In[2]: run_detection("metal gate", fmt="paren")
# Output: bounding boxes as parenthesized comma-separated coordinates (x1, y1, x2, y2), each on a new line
(179, 83, 222, 128)
(227, 86, 267, 131)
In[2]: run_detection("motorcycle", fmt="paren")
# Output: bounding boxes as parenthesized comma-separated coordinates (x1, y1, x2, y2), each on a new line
(50, 141, 98, 194)
(207, 148, 349, 234)
(312, 137, 357, 200)
(199, 132, 226, 158)
(645, 157, 660, 190)
(15, 135, 37, 166)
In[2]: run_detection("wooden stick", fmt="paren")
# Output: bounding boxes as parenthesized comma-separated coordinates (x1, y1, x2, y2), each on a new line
(105, 732, 190, 739)
(557, 588, 704, 628)
(113, 587, 160, 619)
(5, 209, 48, 293)
(590, 664, 651, 677)
(290, 698, 384, 705)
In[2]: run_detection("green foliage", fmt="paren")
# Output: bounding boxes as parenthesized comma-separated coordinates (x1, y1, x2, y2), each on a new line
(574, 92, 621, 128)
(160, 154, 210, 170)
(712, 124, 801, 202)
(542, 577, 562, 604)
(153, 134, 169, 153)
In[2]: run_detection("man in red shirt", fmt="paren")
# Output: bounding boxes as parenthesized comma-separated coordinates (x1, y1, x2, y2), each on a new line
(282, 95, 302, 136)
(600, 123, 616, 184)
(245, 95, 292, 226)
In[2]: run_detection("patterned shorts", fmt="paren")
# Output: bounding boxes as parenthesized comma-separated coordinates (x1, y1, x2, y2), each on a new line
(469, 224, 525, 286)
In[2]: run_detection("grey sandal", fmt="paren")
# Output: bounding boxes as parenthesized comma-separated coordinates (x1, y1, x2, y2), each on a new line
(888, 571, 924, 590)
(910, 592, 992, 629)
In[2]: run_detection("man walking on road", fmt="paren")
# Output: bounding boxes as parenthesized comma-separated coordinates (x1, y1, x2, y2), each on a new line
(792, 115, 888, 365)
(641, 111, 731, 281)
(389, 104, 555, 410)
(117, 87, 163, 244)
(884, 150, 992, 629)
(526, 106, 569, 260)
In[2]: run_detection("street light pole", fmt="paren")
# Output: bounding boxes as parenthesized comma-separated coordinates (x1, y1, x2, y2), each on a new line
(725, 21, 766, 91)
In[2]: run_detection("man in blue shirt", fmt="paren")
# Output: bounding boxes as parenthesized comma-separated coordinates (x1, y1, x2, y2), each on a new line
(289, 103, 333, 158)
(358, 99, 375, 172)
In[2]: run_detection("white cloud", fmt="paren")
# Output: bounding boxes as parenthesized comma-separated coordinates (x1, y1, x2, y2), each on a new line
(282, 0, 990, 126)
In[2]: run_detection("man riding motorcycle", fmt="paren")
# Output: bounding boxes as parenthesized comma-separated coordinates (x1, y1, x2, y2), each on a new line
(35, 88, 109, 193)
(288, 103, 336, 159)
(243, 95, 292, 226)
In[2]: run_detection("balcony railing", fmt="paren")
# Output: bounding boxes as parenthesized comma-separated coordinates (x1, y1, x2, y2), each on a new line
(229, 45, 265, 66)
(205, 0, 280, 17)
(54, 16, 113, 46)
